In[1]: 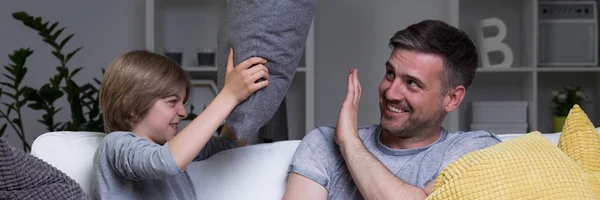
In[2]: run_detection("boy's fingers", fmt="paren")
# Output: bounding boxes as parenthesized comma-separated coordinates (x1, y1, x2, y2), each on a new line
(249, 70, 268, 82)
(237, 57, 267, 70)
(226, 48, 234, 73)
(245, 64, 267, 76)
(251, 80, 269, 91)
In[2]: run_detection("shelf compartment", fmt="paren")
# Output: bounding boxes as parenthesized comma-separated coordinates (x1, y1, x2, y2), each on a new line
(476, 67, 535, 72)
(537, 72, 598, 133)
(458, 0, 537, 68)
(152, 0, 227, 66)
(537, 67, 600, 72)
(459, 72, 535, 132)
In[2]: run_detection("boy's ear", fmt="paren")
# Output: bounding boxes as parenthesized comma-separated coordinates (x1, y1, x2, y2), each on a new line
(123, 96, 136, 117)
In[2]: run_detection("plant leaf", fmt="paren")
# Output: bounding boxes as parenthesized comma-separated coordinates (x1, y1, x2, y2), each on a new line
(39, 85, 63, 103)
(70, 67, 83, 78)
(0, 124, 7, 137)
(0, 82, 13, 88)
(16, 100, 27, 108)
(66, 47, 82, 62)
(93, 77, 102, 85)
(28, 102, 44, 110)
(59, 34, 74, 50)
(47, 22, 58, 33)
(57, 66, 69, 77)
(52, 27, 65, 41)
(12, 118, 21, 128)
(51, 51, 64, 62)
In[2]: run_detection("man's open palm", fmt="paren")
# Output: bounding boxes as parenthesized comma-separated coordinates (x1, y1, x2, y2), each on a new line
(335, 68, 362, 146)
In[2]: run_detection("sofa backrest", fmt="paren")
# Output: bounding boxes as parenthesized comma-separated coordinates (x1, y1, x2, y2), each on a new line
(497, 133, 561, 145)
(188, 140, 300, 199)
(29, 131, 300, 198)
(29, 131, 571, 199)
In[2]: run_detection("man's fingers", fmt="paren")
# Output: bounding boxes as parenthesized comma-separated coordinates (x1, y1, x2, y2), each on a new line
(357, 77, 362, 105)
(345, 70, 354, 103)
(353, 69, 361, 105)
(353, 69, 359, 104)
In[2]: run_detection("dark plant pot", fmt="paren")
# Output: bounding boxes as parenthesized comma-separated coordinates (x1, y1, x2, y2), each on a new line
(197, 48, 216, 66)
(164, 48, 183, 65)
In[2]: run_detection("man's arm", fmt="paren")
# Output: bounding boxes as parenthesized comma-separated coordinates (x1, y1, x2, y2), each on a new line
(283, 173, 328, 200)
(335, 69, 432, 200)
(339, 138, 431, 200)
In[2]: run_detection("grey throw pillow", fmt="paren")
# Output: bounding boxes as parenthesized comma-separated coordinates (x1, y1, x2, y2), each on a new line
(217, 0, 317, 140)
(0, 138, 89, 199)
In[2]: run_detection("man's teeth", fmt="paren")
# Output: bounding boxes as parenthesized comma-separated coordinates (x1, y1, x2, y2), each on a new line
(387, 105, 405, 113)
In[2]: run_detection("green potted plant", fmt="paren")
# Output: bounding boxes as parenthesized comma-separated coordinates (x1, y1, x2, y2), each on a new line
(0, 12, 103, 152)
(551, 85, 587, 132)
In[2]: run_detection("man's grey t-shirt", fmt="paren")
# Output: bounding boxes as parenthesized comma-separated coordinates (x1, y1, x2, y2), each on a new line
(289, 125, 501, 199)
(93, 132, 236, 200)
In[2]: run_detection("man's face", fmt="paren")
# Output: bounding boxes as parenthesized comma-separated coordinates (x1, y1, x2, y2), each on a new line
(379, 48, 447, 137)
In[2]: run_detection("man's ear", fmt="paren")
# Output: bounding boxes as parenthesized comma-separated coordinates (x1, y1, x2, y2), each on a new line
(443, 85, 465, 113)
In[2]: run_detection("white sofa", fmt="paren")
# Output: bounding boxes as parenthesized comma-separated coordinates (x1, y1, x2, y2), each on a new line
(30, 131, 566, 200)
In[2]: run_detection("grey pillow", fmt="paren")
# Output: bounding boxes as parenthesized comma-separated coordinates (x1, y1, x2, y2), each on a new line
(0, 138, 89, 199)
(217, 0, 317, 140)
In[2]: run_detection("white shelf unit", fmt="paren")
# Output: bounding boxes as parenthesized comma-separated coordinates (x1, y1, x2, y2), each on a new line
(144, 0, 315, 141)
(442, 0, 600, 134)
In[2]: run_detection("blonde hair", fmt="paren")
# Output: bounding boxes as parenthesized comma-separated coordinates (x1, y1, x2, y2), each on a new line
(100, 50, 191, 133)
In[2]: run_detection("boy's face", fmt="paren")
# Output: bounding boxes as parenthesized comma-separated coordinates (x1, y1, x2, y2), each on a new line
(131, 89, 188, 145)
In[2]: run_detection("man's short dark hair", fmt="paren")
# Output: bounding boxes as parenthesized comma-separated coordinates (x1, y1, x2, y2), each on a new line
(389, 20, 478, 94)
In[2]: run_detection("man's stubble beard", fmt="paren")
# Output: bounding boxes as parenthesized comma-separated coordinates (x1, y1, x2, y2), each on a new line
(380, 104, 445, 139)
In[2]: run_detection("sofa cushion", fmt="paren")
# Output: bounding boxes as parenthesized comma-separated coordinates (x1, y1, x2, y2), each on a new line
(30, 131, 106, 196)
(188, 140, 300, 200)
(427, 131, 596, 199)
(559, 104, 600, 196)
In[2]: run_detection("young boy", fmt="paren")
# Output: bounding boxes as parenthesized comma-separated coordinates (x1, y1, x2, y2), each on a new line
(93, 48, 269, 199)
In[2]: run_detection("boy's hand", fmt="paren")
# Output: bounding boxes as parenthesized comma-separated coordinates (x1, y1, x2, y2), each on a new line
(223, 48, 269, 104)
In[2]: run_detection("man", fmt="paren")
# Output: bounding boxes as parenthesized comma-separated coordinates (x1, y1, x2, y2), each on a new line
(283, 20, 501, 200)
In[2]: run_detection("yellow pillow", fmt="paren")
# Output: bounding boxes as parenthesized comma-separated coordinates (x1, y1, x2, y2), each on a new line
(427, 131, 596, 199)
(558, 104, 600, 196)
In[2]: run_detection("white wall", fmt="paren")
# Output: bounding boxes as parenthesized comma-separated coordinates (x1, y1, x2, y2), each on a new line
(313, 0, 445, 127)
(0, 0, 145, 150)
(0, 0, 449, 149)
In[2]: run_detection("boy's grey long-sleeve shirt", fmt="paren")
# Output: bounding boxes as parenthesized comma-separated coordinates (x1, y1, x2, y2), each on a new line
(92, 131, 236, 200)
